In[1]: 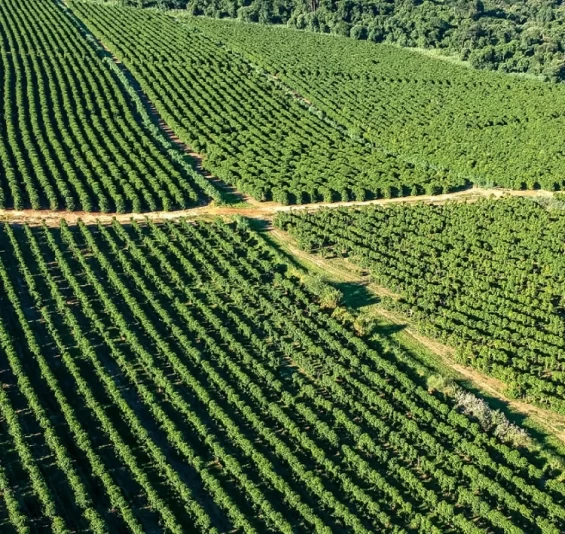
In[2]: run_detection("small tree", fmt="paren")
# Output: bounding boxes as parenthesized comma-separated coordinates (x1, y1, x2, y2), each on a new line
(426, 374, 455, 394)
(350, 25, 367, 40)
(305, 276, 341, 309)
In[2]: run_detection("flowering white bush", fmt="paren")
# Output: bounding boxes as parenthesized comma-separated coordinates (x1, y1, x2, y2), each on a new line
(453, 389, 531, 448)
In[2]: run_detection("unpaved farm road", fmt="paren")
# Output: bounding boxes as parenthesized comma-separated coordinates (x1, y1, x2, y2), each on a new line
(268, 225, 565, 446)
(0, 186, 554, 226)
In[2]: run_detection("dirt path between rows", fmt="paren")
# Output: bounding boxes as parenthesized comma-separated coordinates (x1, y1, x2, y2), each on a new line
(378, 306, 565, 444)
(268, 226, 565, 446)
(0, 186, 554, 226)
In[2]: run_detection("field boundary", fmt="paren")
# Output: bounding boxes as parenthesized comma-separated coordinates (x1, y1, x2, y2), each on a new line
(0, 187, 555, 226)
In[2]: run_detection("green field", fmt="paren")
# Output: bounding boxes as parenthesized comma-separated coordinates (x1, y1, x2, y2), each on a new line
(0, 0, 221, 212)
(188, 16, 565, 192)
(1, 0, 565, 531)
(72, 2, 472, 202)
(1, 218, 564, 532)
(275, 197, 565, 414)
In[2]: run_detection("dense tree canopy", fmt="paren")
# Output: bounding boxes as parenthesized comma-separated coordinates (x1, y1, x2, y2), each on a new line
(1, 218, 565, 532)
(118, 0, 565, 81)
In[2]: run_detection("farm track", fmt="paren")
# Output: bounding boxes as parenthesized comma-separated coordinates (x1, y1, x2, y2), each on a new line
(268, 226, 565, 446)
(11, 0, 565, 450)
(0, 187, 555, 226)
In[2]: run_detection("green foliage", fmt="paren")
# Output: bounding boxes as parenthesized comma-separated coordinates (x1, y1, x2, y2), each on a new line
(1, 218, 564, 531)
(72, 2, 470, 202)
(0, 0, 220, 212)
(426, 374, 455, 395)
(191, 17, 565, 192)
(276, 197, 565, 414)
(304, 275, 342, 308)
(144, 0, 565, 81)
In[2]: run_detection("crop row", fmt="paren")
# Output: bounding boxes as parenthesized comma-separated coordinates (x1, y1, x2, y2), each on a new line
(0, 0, 220, 212)
(190, 17, 565, 192)
(275, 197, 565, 414)
(71, 3, 467, 203)
(0, 217, 563, 531)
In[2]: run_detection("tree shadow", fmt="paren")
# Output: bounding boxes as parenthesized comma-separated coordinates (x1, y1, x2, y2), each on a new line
(332, 281, 380, 309)
(249, 218, 272, 232)
(373, 322, 407, 336)
(251, 219, 312, 273)
(254, 221, 565, 459)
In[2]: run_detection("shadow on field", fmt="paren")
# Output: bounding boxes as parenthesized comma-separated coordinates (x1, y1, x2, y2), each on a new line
(332, 281, 379, 310)
(372, 322, 407, 336)
(251, 220, 565, 458)
(250, 218, 307, 273)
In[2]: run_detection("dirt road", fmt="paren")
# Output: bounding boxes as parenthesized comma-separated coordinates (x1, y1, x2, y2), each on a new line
(0, 186, 554, 226)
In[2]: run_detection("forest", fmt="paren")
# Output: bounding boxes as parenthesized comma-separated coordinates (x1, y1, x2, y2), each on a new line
(120, 0, 565, 81)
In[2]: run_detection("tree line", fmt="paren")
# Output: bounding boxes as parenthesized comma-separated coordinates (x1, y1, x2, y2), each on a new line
(120, 0, 565, 81)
